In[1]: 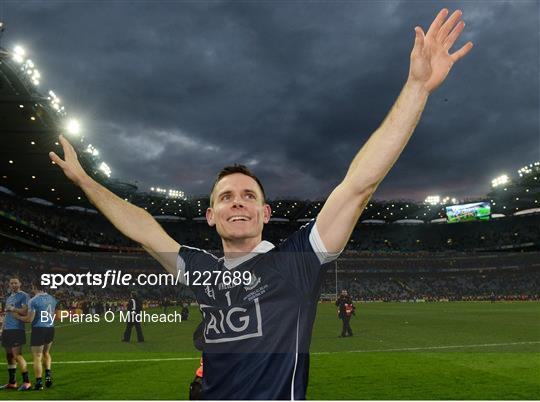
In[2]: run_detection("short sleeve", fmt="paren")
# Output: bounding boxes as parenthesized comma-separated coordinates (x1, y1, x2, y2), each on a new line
(177, 246, 219, 287)
(275, 220, 333, 298)
(21, 292, 29, 307)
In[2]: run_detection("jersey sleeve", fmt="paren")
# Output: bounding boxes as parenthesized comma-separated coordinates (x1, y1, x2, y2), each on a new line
(275, 220, 340, 298)
(20, 292, 29, 307)
(177, 246, 219, 287)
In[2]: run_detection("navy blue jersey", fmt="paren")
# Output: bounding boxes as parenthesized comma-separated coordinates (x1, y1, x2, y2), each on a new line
(4, 291, 29, 330)
(28, 293, 57, 328)
(178, 220, 336, 400)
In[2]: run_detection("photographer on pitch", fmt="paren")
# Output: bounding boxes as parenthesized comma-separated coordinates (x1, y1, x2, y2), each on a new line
(336, 289, 355, 337)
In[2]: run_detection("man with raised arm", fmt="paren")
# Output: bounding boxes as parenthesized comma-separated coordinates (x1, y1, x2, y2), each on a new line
(50, 9, 472, 399)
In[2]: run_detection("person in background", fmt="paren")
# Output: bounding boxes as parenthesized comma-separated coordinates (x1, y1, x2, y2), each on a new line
(122, 291, 144, 343)
(12, 280, 57, 390)
(336, 289, 355, 337)
(0, 276, 31, 391)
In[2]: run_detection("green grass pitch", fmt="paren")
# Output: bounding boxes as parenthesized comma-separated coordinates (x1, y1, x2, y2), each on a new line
(1, 302, 539, 400)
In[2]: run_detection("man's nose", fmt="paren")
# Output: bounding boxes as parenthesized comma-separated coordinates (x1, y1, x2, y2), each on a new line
(232, 197, 245, 208)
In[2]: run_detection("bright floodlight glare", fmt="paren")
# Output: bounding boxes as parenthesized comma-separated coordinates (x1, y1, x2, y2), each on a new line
(424, 195, 440, 205)
(99, 162, 111, 177)
(168, 189, 185, 199)
(66, 119, 81, 136)
(491, 174, 509, 187)
(14, 45, 25, 56)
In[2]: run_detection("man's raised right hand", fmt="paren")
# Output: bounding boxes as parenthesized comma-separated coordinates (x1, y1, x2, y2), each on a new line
(49, 135, 91, 187)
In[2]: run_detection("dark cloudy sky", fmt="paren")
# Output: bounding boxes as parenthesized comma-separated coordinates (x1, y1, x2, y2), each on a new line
(3, 0, 539, 201)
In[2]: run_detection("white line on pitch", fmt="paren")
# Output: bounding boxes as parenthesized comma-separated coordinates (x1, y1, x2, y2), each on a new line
(26, 341, 540, 365)
(311, 341, 540, 355)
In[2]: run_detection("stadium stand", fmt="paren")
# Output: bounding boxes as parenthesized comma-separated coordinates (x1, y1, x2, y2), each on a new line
(0, 41, 538, 307)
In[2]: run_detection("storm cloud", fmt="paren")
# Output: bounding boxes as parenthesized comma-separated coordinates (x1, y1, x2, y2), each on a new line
(4, 0, 539, 200)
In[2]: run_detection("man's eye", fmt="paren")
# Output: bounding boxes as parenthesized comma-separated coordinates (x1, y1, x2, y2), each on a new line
(246, 194, 256, 199)
(221, 195, 230, 201)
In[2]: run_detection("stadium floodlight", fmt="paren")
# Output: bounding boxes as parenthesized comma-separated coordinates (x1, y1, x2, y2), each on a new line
(13, 45, 25, 63)
(168, 189, 185, 199)
(425, 195, 440, 205)
(99, 162, 111, 177)
(66, 119, 81, 136)
(491, 174, 509, 187)
(14, 46, 25, 56)
(85, 143, 99, 156)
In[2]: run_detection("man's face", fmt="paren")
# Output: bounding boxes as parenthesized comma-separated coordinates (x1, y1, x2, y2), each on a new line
(207, 173, 271, 244)
(9, 278, 21, 292)
(341, 290, 348, 296)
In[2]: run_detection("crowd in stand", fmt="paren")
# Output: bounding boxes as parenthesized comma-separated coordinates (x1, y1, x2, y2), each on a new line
(1, 190, 539, 304)
(1, 190, 539, 253)
(321, 269, 539, 302)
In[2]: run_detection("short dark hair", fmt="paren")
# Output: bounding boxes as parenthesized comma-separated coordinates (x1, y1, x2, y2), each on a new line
(210, 164, 266, 206)
(32, 279, 43, 291)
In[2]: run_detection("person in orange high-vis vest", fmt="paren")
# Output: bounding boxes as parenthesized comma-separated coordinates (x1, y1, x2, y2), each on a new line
(189, 358, 203, 400)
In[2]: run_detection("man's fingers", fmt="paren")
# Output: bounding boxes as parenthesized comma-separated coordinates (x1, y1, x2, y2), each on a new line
(450, 41, 474, 63)
(58, 134, 77, 159)
(426, 8, 449, 38)
(49, 151, 66, 168)
(443, 20, 465, 50)
(437, 10, 462, 42)
(414, 26, 425, 50)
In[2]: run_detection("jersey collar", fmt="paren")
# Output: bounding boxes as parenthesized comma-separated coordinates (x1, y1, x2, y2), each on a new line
(223, 240, 275, 270)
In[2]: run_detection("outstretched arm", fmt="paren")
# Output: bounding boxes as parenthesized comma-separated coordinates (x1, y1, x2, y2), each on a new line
(49, 135, 180, 275)
(317, 9, 473, 253)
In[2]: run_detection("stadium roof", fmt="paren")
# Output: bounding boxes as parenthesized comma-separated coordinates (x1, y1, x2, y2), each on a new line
(1, 44, 539, 224)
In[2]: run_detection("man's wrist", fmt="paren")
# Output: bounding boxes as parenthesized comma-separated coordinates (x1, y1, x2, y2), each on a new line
(79, 174, 96, 191)
(404, 78, 430, 98)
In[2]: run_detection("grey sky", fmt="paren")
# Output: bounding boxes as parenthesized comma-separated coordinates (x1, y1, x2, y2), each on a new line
(3, 0, 539, 201)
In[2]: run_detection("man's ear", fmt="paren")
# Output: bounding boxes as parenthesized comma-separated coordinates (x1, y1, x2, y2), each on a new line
(263, 204, 272, 224)
(206, 207, 215, 227)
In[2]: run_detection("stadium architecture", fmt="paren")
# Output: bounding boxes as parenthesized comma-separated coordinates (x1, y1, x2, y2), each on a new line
(0, 42, 539, 302)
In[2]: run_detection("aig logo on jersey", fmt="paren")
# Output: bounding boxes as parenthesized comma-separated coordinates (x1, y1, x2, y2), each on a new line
(200, 298, 262, 343)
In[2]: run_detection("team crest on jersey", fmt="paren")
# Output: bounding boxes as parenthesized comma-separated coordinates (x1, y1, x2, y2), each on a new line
(243, 270, 261, 291)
